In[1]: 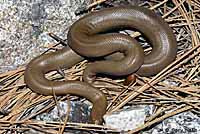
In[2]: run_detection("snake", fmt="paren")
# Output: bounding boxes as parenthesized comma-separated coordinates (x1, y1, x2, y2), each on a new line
(24, 6, 177, 124)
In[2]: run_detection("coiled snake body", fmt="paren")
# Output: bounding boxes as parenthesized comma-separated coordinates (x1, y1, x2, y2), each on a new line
(24, 6, 177, 124)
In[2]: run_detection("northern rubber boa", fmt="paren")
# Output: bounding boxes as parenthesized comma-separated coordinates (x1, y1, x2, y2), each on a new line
(24, 6, 177, 124)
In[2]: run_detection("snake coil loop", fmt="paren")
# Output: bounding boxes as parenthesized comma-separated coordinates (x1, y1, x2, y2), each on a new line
(24, 6, 177, 124)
